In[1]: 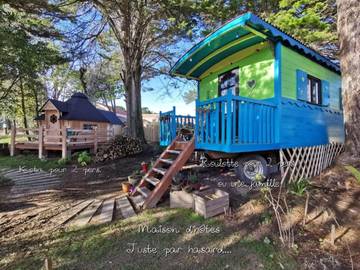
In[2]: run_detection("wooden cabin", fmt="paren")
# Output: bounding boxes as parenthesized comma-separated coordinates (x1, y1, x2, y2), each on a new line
(160, 13, 344, 183)
(10, 93, 123, 159)
(35, 92, 123, 132)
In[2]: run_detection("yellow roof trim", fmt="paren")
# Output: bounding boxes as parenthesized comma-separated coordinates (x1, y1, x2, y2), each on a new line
(185, 33, 256, 77)
(199, 41, 271, 80)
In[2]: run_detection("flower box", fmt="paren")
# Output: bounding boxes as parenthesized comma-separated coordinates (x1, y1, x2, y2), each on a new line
(193, 188, 229, 218)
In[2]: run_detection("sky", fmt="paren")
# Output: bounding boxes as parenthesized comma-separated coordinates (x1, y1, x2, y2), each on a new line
(56, 6, 199, 116)
(117, 77, 196, 116)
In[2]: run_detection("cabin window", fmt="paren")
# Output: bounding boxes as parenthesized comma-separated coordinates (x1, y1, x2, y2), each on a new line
(83, 124, 97, 130)
(218, 68, 239, 96)
(50, 114, 58, 124)
(307, 75, 322, 105)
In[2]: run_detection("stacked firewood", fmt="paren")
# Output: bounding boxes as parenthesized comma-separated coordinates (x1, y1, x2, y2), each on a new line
(94, 135, 143, 162)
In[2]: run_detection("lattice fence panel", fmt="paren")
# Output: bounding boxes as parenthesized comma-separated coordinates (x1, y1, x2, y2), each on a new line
(279, 143, 344, 182)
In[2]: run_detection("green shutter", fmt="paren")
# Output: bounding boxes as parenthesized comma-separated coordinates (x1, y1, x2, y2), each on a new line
(296, 69, 308, 101)
(322, 80, 330, 106)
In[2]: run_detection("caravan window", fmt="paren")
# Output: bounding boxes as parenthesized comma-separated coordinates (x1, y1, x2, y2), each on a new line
(218, 68, 239, 96)
(307, 75, 322, 105)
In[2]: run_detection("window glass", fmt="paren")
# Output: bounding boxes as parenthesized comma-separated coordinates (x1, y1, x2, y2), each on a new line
(307, 75, 322, 105)
(83, 124, 97, 130)
(218, 68, 239, 96)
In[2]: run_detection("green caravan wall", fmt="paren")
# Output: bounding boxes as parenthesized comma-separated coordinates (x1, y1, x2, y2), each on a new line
(281, 46, 342, 110)
(199, 46, 275, 101)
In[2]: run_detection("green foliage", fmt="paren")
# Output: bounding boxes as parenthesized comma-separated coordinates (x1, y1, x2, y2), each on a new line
(188, 173, 198, 184)
(260, 212, 273, 225)
(289, 178, 310, 196)
(0, 3, 66, 127)
(345, 165, 360, 184)
(57, 157, 71, 166)
(142, 107, 154, 114)
(268, 0, 337, 58)
(0, 155, 60, 171)
(77, 151, 91, 166)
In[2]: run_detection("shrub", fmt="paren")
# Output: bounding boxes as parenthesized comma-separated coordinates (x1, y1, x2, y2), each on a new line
(288, 178, 309, 196)
(77, 151, 91, 166)
(345, 165, 360, 184)
(57, 157, 71, 166)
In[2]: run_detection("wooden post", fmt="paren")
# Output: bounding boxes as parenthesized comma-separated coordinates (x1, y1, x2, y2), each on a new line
(330, 224, 336, 246)
(94, 127, 98, 153)
(38, 126, 43, 159)
(10, 125, 16, 156)
(61, 126, 67, 159)
(44, 257, 52, 270)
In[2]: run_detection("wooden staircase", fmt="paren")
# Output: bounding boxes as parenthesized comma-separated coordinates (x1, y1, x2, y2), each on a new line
(131, 136, 195, 209)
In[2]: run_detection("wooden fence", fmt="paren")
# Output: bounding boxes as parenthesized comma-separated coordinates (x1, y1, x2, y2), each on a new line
(279, 142, 344, 182)
(10, 126, 114, 159)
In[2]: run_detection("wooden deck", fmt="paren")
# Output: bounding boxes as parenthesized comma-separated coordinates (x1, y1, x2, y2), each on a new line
(10, 127, 114, 159)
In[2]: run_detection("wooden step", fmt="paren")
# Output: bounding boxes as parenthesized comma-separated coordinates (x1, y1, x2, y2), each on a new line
(70, 200, 102, 227)
(116, 196, 136, 218)
(137, 186, 151, 198)
(153, 167, 167, 175)
(174, 141, 189, 150)
(159, 158, 174, 165)
(98, 198, 115, 224)
(131, 195, 146, 210)
(166, 149, 181, 155)
(145, 176, 160, 186)
(51, 199, 94, 226)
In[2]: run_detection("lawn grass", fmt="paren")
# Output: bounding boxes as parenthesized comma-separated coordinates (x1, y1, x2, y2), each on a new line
(0, 155, 61, 171)
(6, 208, 297, 270)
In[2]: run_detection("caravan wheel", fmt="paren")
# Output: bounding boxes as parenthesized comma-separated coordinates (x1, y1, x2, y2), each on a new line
(235, 155, 269, 185)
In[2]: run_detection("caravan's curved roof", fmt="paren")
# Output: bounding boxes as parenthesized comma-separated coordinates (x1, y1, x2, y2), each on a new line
(170, 12, 340, 79)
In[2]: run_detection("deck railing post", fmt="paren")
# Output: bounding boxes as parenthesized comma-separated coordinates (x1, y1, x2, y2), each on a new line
(61, 126, 67, 159)
(171, 106, 176, 140)
(38, 126, 43, 159)
(226, 90, 233, 146)
(94, 127, 98, 153)
(10, 125, 16, 156)
(195, 100, 199, 145)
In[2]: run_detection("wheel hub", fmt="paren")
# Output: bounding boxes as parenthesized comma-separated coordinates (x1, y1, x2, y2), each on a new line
(243, 160, 264, 180)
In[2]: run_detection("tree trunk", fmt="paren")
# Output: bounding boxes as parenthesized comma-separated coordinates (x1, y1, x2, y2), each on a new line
(79, 67, 88, 94)
(337, 0, 360, 157)
(123, 62, 145, 143)
(19, 78, 29, 140)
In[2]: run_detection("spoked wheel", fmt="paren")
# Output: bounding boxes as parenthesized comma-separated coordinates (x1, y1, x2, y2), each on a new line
(235, 155, 269, 185)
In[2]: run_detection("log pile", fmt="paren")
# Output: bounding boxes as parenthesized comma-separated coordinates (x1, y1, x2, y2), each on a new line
(94, 135, 143, 162)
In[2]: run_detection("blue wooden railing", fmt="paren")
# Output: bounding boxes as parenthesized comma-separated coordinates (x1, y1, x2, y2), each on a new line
(159, 107, 195, 146)
(195, 91, 277, 152)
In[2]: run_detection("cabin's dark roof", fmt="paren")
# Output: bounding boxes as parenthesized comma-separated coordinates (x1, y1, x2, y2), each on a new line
(171, 12, 340, 79)
(98, 109, 123, 125)
(35, 93, 123, 125)
(49, 99, 68, 112)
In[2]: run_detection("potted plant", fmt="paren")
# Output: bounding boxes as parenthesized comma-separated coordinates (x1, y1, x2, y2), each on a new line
(188, 173, 201, 190)
(122, 181, 131, 193)
(171, 173, 183, 191)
